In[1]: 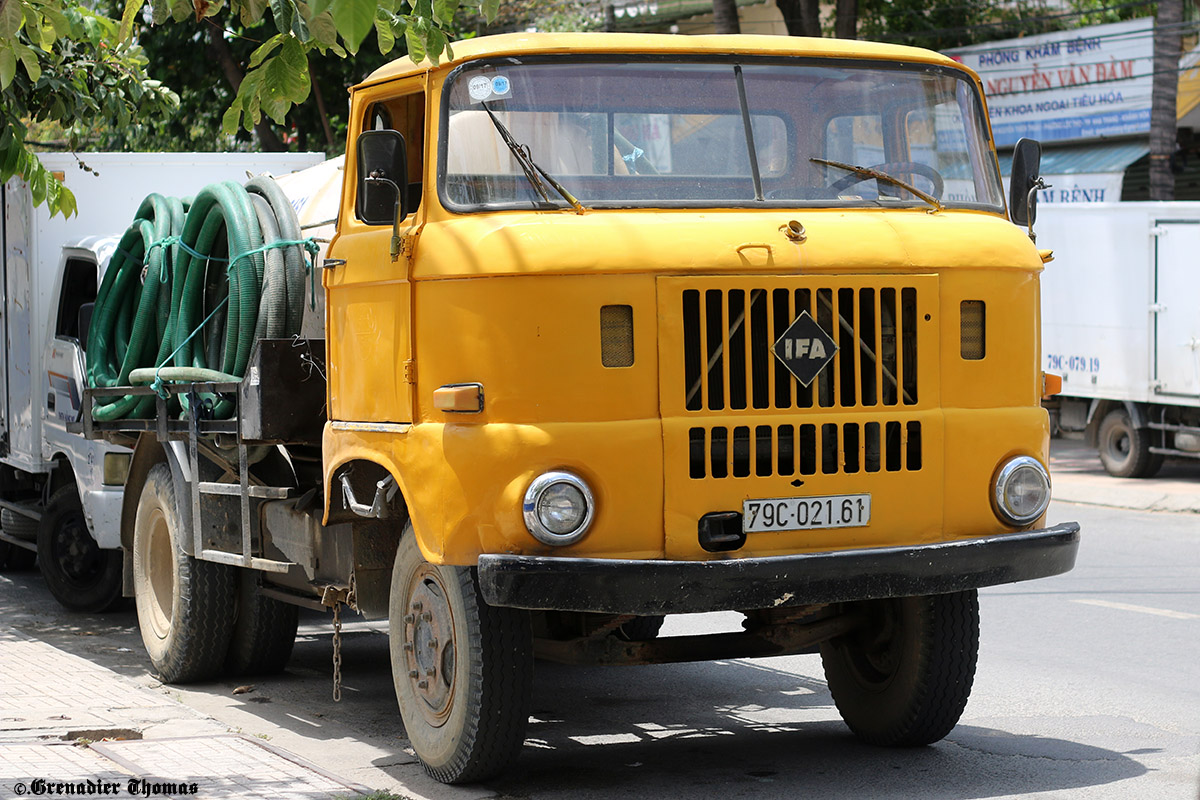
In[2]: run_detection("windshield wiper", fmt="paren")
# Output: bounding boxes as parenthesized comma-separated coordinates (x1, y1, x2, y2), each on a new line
(480, 102, 585, 214)
(811, 157, 944, 213)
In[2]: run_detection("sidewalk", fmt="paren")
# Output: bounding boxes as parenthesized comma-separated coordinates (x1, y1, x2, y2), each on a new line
(0, 628, 371, 799)
(1049, 437, 1200, 513)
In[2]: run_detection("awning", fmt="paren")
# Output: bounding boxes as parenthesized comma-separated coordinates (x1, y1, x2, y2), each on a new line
(997, 141, 1149, 177)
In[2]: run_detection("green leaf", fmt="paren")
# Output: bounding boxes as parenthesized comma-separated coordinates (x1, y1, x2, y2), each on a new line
(170, 0, 192, 22)
(405, 22, 426, 64)
(151, 0, 171, 24)
(271, 35, 310, 101)
(248, 32, 284, 68)
(238, 0, 269, 25)
(57, 186, 78, 219)
(42, 5, 70, 37)
(330, 0, 372, 54)
(16, 42, 40, 83)
(373, 8, 394, 55)
(1, 142, 21, 182)
(268, 0, 294, 33)
(0, 47, 15, 91)
(119, 0, 142, 43)
(308, 9, 336, 46)
(308, 0, 331, 13)
(480, 0, 499, 24)
(29, 166, 45, 206)
(425, 24, 445, 65)
(0, 0, 24, 40)
(432, 0, 459, 27)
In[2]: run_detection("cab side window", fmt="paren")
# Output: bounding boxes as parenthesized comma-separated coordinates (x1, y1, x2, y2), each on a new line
(55, 257, 97, 344)
(358, 92, 426, 222)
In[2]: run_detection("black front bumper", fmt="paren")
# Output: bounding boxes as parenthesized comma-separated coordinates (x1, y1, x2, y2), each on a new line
(478, 523, 1080, 615)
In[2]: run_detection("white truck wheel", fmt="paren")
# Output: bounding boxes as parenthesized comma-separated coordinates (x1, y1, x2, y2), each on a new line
(1098, 408, 1164, 478)
(389, 524, 533, 783)
(37, 485, 123, 612)
(133, 463, 235, 682)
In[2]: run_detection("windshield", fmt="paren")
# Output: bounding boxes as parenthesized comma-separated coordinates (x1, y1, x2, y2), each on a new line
(440, 58, 1003, 212)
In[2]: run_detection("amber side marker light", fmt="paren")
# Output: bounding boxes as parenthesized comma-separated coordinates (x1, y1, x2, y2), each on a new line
(433, 383, 484, 413)
(1042, 372, 1063, 399)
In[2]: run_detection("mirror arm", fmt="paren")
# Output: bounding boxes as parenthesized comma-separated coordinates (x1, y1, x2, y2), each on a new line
(366, 175, 404, 260)
(1025, 177, 1049, 243)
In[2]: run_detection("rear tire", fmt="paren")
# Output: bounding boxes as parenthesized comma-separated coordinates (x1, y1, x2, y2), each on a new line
(133, 463, 235, 682)
(1098, 408, 1164, 478)
(389, 524, 533, 784)
(38, 485, 123, 612)
(224, 569, 299, 676)
(820, 590, 979, 746)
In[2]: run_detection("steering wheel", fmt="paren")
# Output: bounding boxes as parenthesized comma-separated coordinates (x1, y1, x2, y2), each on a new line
(827, 161, 944, 201)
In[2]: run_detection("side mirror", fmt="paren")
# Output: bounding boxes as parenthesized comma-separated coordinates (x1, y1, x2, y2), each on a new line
(356, 129, 408, 227)
(1009, 137, 1043, 231)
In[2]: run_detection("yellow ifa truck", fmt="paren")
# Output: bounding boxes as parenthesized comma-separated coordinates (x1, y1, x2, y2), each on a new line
(80, 33, 1080, 784)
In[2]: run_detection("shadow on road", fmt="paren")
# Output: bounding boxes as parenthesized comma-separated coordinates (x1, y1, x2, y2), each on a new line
(2, 571, 1150, 799)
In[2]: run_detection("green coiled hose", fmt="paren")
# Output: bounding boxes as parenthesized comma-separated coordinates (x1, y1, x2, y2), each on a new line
(86, 176, 308, 421)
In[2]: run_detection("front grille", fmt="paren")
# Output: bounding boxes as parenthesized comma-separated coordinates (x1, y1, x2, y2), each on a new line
(682, 285, 920, 411)
(688, 421, 921, 479)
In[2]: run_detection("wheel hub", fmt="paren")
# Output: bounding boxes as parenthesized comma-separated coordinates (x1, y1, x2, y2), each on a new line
(143, 508, 175, 639)
(53, 511, 101, 584)
(402, 568, 456, 727)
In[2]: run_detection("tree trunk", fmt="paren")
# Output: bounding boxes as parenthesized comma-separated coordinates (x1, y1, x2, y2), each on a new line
(775, 0, 820, 37)
(834, 0, 857, 39)
(1150, 0, 1183, 201)
(603, 1, 616, 31)
(204, 21, 285, 152)
(712, 0, 740, 34)
(308, 55, 336, 151)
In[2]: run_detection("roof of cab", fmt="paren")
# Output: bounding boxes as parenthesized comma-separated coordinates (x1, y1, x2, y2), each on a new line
(356, 31, 968, 89)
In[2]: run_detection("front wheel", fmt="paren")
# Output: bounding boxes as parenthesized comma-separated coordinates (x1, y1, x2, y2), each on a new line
(38, 485, 123, 612)
(389, 525, 533, 784)
(820, 590, 979, 746)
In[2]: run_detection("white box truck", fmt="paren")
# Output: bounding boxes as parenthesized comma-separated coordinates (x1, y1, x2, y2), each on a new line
(0, 152, 322, 609)
(1039, 202, 1200, 477)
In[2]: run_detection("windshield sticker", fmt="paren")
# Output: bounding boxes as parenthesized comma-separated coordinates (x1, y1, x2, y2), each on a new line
(468, 76, 493, 101)
(468, 74, 513, 103)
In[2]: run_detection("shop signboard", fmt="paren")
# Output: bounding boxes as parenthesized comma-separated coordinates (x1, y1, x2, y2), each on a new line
(948, 18, 1154, 148)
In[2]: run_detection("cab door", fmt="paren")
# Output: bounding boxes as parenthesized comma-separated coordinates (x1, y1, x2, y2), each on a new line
(325, 78, 427, 423)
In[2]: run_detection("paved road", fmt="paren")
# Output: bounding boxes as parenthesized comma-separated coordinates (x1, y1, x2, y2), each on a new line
(2, 490, 1198, 798)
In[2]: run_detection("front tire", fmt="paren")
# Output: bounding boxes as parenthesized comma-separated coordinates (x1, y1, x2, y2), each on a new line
(38, 485, 123, 612)
(133, 463, 235, 682)
(820, 590, 979, 746)
(1098, 408, 1164, 478)
(389, 524, 533, 784)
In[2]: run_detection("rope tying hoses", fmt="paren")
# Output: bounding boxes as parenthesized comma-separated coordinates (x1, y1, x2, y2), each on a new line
(86, 176, 314, 421)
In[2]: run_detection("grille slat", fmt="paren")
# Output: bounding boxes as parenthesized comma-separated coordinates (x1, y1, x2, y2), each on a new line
(682, 283, 921, 412)
(690, 422, 923, 479)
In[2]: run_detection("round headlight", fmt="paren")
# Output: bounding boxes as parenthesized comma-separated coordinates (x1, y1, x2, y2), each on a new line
(523, 471, 595, 546)
(992, 456, 1051, 527)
